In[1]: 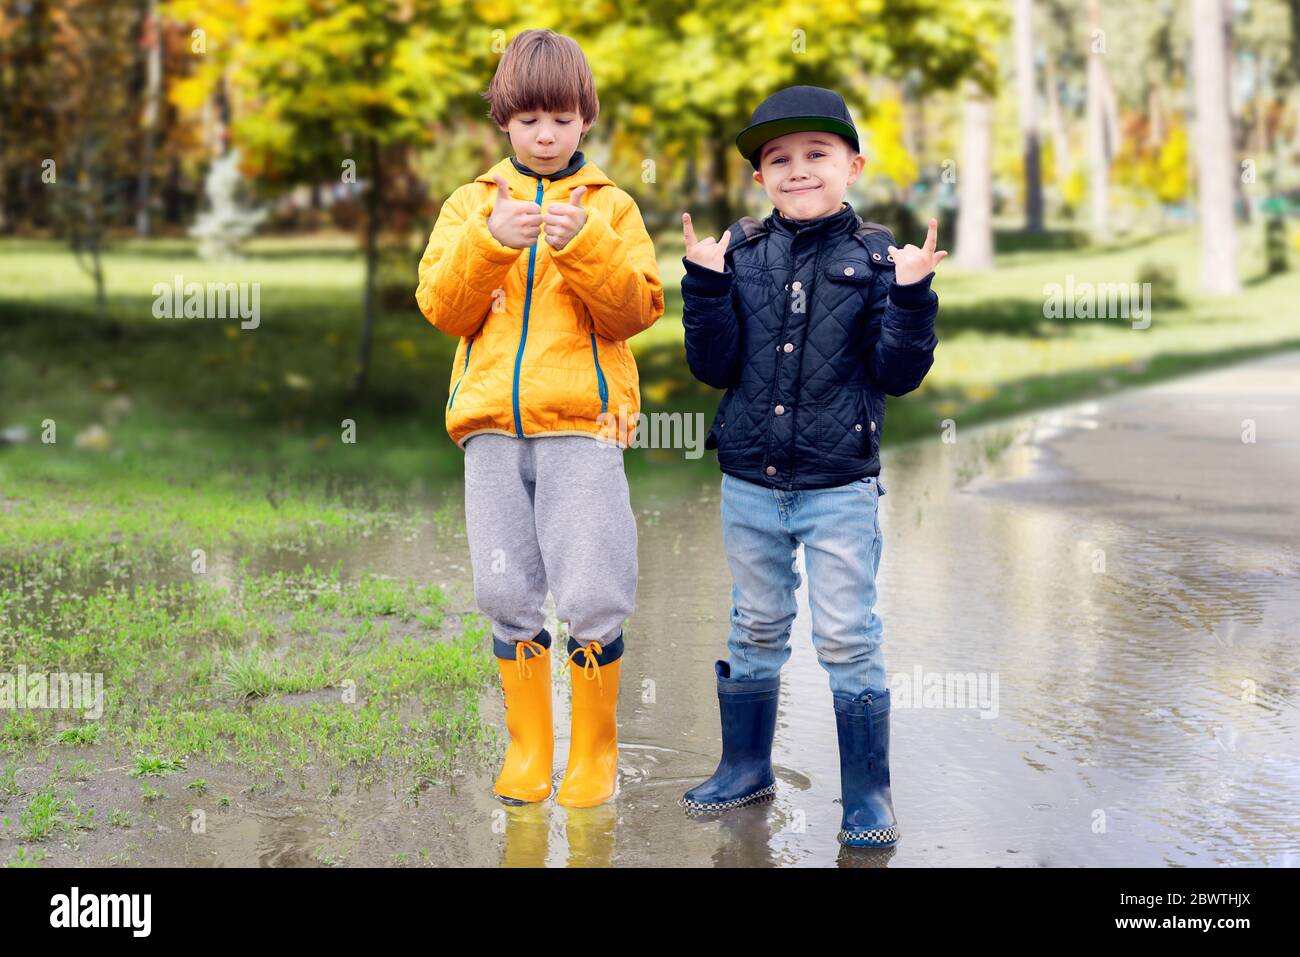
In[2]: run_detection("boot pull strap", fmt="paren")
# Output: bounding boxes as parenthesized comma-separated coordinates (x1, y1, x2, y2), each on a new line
(864, 691, 874, 769)
(514, 639, 546, 680)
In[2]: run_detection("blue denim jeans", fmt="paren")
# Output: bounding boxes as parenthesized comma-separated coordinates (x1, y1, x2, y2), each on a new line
(720, 472, 887, 698)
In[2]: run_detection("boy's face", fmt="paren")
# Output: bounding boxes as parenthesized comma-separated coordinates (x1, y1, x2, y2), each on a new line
(499, 109, 593, 177)
(753, 131, 864, 221)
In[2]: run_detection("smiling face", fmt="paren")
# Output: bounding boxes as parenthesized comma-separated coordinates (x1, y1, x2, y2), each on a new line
(754, 131, 864, 221)
(500, 109, 593, 176)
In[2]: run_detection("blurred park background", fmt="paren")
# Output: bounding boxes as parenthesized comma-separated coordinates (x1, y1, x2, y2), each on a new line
(3, 0, 1300, 569)
(5, 0, 1300, 867)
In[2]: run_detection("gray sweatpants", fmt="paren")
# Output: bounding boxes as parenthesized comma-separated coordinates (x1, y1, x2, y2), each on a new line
(463, 433, 638, 648)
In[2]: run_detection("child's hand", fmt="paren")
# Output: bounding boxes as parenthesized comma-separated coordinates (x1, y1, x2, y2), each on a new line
(888, 218, 948, 285)
(682, 212, 731, 273)
(487, 176, 542, 249)
(543, 185, 588, 249)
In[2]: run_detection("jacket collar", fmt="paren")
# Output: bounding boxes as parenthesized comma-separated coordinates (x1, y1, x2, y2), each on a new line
(475, 153, 615, 193)
(509, 150, 587, 180)
(767, 201, 857, 240)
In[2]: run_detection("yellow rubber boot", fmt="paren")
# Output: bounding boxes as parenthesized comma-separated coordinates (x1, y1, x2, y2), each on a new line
(493, 630, 554, 804)
(557, 635, 623, 808)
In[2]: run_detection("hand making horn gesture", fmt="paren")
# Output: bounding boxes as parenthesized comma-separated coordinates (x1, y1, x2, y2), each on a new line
(887, 218, 948, 285)
(486, 175, 543, 249)
(542, 185, 588, 249)
(681, 212, 731, 273)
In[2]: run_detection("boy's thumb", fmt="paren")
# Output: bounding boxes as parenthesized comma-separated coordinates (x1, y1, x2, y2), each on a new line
(493, 175, 511, 201)
(569, 185, 588, 205)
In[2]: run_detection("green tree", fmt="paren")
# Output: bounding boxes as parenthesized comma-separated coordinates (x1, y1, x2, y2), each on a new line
(166, 0, 480, 394)
(500, 0, 1005, 230)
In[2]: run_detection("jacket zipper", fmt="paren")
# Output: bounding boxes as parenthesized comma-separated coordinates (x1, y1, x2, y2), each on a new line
(589, 334, 608, 413)
(448, 339, 473, 410)
(511, 178, 546, 437)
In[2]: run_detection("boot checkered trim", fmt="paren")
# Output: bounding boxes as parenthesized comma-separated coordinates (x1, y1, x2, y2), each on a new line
(838, 825, 899, 846)
(679, 782, 777, 812)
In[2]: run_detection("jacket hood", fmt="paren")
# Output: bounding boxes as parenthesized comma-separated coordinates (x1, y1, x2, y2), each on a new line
(475, 153, 616, 192)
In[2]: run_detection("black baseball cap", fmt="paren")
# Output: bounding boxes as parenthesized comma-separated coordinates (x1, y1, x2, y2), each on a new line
(735, 85, 860, 170)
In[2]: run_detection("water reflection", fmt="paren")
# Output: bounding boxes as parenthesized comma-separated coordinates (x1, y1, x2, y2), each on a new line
(29, 359, 1300, 867)
(236, 363, 1298, 866)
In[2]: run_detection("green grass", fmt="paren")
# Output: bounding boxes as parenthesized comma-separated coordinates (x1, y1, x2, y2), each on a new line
(1, 226, 1297, 639)
(129, 756, 187, 778)
(5, 846, 46, 867)
(1, 564, 498, 794)
(55, 725, 101, 746)
(4, 227, 1299, 577)
(19, 784, 94, 842)
(0, 234, 463, 578)
(639, 224, 1300, 442)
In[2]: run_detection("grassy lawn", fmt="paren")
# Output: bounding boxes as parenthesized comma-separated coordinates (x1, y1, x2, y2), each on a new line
(1, 564, 499, 865)
(4, 225, 1299, 567)
(642, 224, 1300, 439)
(2, 566, 494, 781)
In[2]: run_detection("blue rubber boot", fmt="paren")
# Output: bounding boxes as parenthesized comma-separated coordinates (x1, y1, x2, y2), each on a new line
(834, 687, 899, 847)
(680, 660, 779, 812)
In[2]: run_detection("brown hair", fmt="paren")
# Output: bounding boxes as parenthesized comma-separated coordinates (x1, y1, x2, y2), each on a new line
(482, 29, 600, 129)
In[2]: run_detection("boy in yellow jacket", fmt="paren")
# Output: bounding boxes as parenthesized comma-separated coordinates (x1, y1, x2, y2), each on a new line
(416, 29, 664, 807)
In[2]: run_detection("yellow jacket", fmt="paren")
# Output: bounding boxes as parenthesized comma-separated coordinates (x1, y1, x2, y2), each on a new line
(416, 155, 664, 448)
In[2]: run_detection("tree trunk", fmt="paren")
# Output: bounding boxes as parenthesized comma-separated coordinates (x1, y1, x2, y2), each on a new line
(1191, 0, 1240, 293)
(902, 77, 925, 207)
(1044, 55, 1073, 186)
(1086, 0, 1112, 241)
(163, 153, 183, 225)
(0, 145, 7, 234)
(1226, 11, 1250, 224)
(135, 0, 162, 237)
(91, 237, 106, 323)
(710, 130, 733, 229)
(77, 160, 108, 324)
(1148, 83, 1164, 148)
(1014, 0, 1044, 232)
(955, 82, 995, 270)
(351, 137, 381, 396)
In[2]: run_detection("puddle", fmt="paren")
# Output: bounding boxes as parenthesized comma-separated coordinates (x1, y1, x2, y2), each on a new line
(5, 354, 1299, 866)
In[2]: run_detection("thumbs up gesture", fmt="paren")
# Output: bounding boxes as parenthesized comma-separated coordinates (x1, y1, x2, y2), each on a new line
(682, 212, 731, 273)
(486, 175, 543, 249)
(542, 185, 588, 250)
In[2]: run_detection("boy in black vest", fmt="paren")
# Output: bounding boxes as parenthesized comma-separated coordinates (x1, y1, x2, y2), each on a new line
(678, 86, 943, 848)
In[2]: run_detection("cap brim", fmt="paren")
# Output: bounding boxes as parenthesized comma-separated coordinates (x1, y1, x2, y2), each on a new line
(735, 117, 859, 166)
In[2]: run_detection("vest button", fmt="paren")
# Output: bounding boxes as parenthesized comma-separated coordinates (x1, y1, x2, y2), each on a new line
(765, 466, 777, 476)
(774, 405, 785, 415)
(854, 423, 863, 431)
(843, 266, 855, 276)
(783, 342, 794, 353)
(870, 420, 876, 432)
(791, 280, 802, 291)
